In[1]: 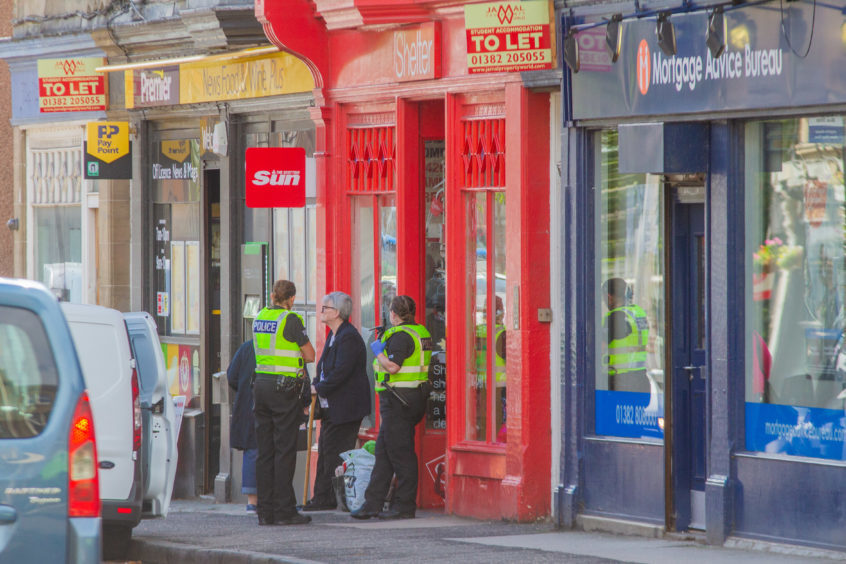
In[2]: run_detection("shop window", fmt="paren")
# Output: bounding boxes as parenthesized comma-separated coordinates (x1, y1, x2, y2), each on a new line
(30, 148, 83, 302)
(744, 116, 846, 461)
(34, 207, 82, 302)
(347, 125, 397, 427)
(152, 139, 202, 337)
(274, 205, 318, 343)
(461, 118, 507, 443)
(593, 129, 665, 440)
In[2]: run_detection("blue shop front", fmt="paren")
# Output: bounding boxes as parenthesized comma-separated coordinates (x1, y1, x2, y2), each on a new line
(557, 0, 846, 551)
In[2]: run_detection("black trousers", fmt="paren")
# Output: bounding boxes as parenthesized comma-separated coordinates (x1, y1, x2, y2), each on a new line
(253, 378, 301, 520)
(311, 417, 362, 505)
(363, 387, 426, 513)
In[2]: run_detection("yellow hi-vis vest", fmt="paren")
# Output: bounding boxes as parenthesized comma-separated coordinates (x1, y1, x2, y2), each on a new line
(475, 324, 506, 386)
(252, 307, 304, 378)
(605, 304, 648, 375)
(374, 324, 432, 392)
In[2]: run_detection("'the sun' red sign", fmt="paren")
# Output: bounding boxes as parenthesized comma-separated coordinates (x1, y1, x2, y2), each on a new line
(245, 147, 306, 208)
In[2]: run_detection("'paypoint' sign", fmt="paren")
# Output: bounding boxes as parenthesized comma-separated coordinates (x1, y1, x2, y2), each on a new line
(245, 147, 306, 208)
(84, 121, 132, 179)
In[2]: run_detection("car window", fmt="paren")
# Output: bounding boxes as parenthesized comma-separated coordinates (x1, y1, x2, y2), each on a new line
(0, 305, 59, 438)
(130, 332, 155, 404)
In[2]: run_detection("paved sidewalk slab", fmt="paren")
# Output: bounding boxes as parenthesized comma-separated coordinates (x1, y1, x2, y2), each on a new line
(451, 532, 834, 564)
(329, 515, 477, 530)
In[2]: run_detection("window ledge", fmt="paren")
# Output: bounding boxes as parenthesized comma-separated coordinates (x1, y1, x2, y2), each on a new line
(451, 441, 506, 480)
(451, 441, 507, 454)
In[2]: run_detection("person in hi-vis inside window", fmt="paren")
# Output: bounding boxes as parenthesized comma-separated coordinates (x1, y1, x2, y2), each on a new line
(603, 278, 650, 393)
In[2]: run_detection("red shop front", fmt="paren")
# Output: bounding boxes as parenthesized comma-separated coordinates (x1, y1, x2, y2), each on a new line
(257, 0, 551, 520)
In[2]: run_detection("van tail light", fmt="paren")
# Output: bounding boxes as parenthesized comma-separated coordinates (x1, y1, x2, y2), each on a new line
(68, 392, 100, 518)
(132, 367, 141, 452)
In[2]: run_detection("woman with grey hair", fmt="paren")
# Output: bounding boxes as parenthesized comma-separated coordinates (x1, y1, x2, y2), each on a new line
(303, 291, 372, 511)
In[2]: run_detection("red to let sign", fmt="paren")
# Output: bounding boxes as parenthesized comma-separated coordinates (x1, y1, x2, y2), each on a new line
(464, 1, 553, 74)
(37, 58, 107, 113)
(245, 147, 306, 208)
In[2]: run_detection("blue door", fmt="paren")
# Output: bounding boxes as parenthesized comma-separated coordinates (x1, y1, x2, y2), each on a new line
(670, 191, 707, 530)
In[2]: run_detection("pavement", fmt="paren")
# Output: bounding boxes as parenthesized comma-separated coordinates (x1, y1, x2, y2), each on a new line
(122, 497, 846, 564)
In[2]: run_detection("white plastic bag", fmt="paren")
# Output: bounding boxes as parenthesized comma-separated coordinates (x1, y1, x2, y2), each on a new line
(339, 448, 375, 512)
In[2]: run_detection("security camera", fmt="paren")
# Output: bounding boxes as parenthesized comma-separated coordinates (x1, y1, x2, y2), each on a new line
(6, 218, 19, 231)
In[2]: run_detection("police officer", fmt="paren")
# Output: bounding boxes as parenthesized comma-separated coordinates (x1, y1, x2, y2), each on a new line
(252, 280, 315, 526)
(603, 277, 649, 393)
(351, 295, 431, 520)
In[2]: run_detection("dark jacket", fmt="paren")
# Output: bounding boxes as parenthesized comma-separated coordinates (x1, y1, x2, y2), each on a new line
(314, 320, 371, 425)
(227, 340, 257, 450)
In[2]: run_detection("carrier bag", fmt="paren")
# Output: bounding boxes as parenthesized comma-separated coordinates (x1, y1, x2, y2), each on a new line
(339, 448, 376, 512)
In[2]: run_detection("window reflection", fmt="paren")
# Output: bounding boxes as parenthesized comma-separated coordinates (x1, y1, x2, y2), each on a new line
(352, 198, 376, 428)
(0, 307, 60, 438)
(380, 194, 397, 330)
(465, 191, 507, 443)
(493, 193, 507, 443)
(468, 193, 487, 442)
(594, 129, 665, 440)
(745, 116, 846, 461)
(424, 140, 447, 431)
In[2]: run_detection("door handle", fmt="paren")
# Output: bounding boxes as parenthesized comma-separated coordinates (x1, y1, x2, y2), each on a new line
(0, 505, 17, 524)
(683, 365, 699, 381)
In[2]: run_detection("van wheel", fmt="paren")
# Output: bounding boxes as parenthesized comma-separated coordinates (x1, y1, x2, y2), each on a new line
(102, 524, 133, 560)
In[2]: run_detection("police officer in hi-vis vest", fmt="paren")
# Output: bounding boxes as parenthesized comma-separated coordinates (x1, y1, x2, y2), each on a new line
(351, 295, 432, 520)
(603, 277, 650, 393)
(252, 280, 315, 526)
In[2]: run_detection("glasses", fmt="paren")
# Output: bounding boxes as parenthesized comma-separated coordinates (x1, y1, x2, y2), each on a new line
(321, 305, 336, 312)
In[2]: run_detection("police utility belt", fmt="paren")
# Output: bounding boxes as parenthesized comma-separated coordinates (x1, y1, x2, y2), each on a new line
(380, 379, 425, 389)
(255, 371, 306, 392)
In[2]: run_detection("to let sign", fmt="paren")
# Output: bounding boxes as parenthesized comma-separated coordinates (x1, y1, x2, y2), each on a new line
(38, 58, 107, 113)
(464, 1, 553, 74)
(245, 147, 306, 208)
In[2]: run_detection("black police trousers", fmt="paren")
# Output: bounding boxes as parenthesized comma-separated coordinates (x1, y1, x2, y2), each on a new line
(253, 377, 301, 520)
(362, 386, 427, 514)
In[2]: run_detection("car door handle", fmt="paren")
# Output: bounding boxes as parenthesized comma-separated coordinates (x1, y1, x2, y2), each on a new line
(0, 505, 17, 524)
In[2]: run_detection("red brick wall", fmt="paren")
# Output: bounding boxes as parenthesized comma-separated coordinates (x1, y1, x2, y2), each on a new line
(0, 0, 12, 277)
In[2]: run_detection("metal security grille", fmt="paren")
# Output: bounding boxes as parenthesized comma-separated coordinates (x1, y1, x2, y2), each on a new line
(461, 119, 505, 189)
(29, 148, 82, 205)
(347, 126, 396, 193)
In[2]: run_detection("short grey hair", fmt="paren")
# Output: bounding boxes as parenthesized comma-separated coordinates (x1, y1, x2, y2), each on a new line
(324, 291, 352, 321)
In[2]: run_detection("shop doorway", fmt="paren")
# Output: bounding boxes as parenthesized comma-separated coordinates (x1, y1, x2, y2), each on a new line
(346, 100, 446, 508)
(419, 100, 446, 508)
(204, 168, 221, 491)
(668, 177, 707, 530)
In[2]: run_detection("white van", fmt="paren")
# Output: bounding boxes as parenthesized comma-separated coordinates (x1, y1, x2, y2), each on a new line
(61, 304, 177, 556)
(124, 311, 178, 518)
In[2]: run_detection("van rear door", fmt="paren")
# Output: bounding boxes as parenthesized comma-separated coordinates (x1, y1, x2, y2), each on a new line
(61, 305, 135, 504)
(125, 312, 178, 517)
